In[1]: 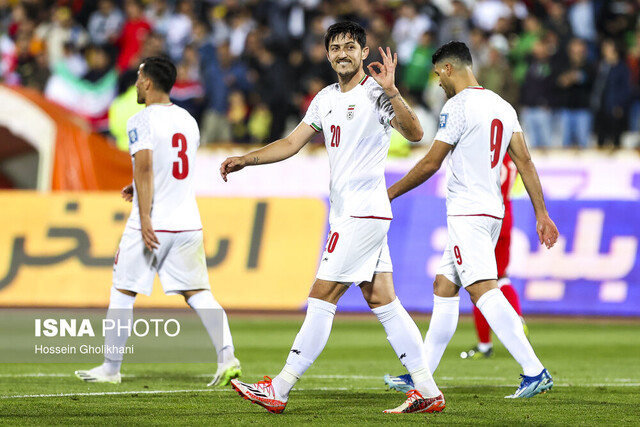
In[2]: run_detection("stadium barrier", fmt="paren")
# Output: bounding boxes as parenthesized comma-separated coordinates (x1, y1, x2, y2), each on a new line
(0, 192, 327, 309)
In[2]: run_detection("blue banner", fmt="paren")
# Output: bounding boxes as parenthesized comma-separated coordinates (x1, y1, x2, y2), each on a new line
(337, 191, 640, 316)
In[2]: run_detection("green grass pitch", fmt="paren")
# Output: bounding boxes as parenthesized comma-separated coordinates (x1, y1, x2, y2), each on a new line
(1, 313, 639, 425)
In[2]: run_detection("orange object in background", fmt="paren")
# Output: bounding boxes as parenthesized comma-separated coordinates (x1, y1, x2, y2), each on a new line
(1, 85, 131, 191)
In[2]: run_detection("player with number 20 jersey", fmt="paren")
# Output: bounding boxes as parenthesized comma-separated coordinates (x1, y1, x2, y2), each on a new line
(303, 75, 395, 223)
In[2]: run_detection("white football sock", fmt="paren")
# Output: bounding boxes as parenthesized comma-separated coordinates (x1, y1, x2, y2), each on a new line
(477, 342, 493, 352)
(476, 288, 544, 376)
(372, 297, 439, 397)
(103, 287, 135, 375)
(274, 297, 336, 399)
(187, 290, 235, 364)
(424, 295, 460, 373)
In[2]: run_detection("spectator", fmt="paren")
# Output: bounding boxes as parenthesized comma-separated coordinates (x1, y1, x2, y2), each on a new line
(438, 0, 471, 46)
(471, 0, 510, 32)
(519, 40, 556, 149)
(553, 38, 596, 148)
(227, 89, 250, 143)
(392, 2, 433, 65)
(468, 27, 489, 73)
(228, 7, 255, 58)
(14, 30, 49, 91)
(145, 0, 172, 37)
(116, 0, 151, 72)
(592, 39, 631, 149)
(247, 100, 272, 143)
(35, 6, 89, 67)
(165, 0, 193, 62)
(626, 28, 640, 132)
(543, 0, 573, 54)
(299, 40, 335, 91)
(254, 45, 292, 142)
(402, 31, 437, 107)
(200, 41, 252, 144)
(87, 0, 123, 46)
(171, 60, 204, 123)
(568, 0, 596, 47)
(364, 14, 395, 71)
(510, 15, 544, 83)
(478, 35, 519, 108)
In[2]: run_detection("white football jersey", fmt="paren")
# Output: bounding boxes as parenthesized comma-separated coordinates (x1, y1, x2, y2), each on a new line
(434, 87, 522, 218)
(303, 76, 396, 222)
(126, 103, 202, 231)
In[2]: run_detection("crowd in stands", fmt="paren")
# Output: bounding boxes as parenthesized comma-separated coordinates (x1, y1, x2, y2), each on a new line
(1, 0, 639, 150)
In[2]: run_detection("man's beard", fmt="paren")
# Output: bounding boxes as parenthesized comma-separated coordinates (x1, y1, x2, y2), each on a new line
(336, 65, 358, 81)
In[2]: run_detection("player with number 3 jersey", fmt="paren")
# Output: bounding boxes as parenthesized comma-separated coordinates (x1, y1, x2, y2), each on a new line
(75, 57, 241, 388)
(385, 41, 559, 400)
(125, 102, 201, 232)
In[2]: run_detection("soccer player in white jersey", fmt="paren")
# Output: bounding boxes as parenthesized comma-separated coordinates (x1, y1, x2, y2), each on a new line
(220, 21, 445, 414)
(75, 56, 241, 387)
(383, 41, 558, 399)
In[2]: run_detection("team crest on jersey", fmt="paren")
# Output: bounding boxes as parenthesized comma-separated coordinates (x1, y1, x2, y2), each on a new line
(439, 113, 448, 129)
(128, 129, 138, 144)
(346, 105, 355, 120)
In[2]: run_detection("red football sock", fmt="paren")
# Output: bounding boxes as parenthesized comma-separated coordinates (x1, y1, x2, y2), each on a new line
(500, 282, 522, 316)
(473, 305, 491, 344)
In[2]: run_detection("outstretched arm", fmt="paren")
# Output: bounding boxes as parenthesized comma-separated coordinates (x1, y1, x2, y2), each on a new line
(368, 47, 423, 142)
(508, 132, 558, 249)
(220, 122, 316, 181)
(387, 140, 452, 201)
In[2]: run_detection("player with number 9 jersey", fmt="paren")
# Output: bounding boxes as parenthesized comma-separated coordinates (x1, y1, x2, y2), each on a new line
(386, 41, 558, 400)
(126, 104, 202, 231)
(434, 87, 521, 219)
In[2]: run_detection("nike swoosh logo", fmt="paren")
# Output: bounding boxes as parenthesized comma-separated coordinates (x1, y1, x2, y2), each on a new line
(325, 110, 332, 117)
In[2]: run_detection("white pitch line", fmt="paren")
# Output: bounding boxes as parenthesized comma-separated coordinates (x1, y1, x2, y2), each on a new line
(0, 373, 71, 377)
(1, 389, 219, 399)
(3, 383, 640, 400)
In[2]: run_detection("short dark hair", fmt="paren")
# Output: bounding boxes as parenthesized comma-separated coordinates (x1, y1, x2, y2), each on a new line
(432, 41, 473, 66)
(324, 21, 367, 51)
(140, 56, 177, 93)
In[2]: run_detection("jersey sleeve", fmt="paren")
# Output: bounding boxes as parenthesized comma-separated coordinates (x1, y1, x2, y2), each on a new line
(434, 97, 466, 145)
(127, 110, 153, 156)
(302, 92, 323, 133)
(512, 109, 523, 133)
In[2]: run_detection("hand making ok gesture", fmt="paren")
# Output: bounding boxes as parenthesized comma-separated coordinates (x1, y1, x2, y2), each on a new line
(367, 47, 399, 95)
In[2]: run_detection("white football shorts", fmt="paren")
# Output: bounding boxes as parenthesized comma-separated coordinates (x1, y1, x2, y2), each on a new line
(113, 227, 210, 295)
(316, 216, 392, 285)
(437, 215, 502, 288)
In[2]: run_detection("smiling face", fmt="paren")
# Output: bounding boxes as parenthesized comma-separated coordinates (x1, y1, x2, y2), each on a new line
(326, 33, 369, 81)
